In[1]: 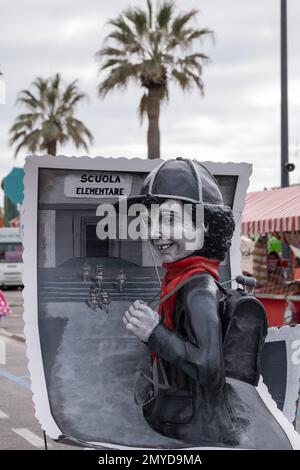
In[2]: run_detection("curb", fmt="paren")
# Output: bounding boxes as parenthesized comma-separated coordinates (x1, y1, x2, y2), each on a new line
(0, 327, 25, 343)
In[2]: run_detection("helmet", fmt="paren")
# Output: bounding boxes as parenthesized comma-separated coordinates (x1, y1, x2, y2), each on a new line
(122, 158, 224, 207)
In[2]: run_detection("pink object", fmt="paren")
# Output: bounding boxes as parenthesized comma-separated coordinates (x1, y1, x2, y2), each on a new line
(242, 186, 300, 236)
(0, 290, 11, 317)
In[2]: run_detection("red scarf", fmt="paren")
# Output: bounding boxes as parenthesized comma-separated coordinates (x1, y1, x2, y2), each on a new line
(158, 255, 220, 331)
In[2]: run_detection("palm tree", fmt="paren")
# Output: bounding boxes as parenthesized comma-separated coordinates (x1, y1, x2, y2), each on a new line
(9, 73, 93, 156)
(96, 0, 213, 159)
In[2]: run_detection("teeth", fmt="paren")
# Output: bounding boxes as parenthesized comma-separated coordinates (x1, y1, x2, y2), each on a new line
(158, 244, 172, 250)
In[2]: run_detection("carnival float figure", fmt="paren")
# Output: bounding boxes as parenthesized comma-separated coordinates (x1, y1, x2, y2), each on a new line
(122, 158, 299, 449)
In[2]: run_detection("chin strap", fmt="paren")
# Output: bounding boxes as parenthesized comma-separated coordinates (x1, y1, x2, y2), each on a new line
(141, 218, 162, 288)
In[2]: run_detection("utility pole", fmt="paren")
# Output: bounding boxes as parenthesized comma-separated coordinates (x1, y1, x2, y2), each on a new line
(280, 0, 292, 262)
(281, 0, 289, 188)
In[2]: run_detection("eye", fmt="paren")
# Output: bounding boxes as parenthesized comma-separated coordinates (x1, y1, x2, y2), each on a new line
(161, 212, 174, 224)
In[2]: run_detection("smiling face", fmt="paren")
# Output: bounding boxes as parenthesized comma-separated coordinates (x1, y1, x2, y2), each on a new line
(148, 199, 204, 263)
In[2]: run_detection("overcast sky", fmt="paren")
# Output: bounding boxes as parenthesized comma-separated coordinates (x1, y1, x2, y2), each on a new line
(1, 0, 300, 195)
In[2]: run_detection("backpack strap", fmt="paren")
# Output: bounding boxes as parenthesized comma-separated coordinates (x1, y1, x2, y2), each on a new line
(134, 359, 175, 406)
(134, 271, 221, 407)
(149, 271, 218, 309)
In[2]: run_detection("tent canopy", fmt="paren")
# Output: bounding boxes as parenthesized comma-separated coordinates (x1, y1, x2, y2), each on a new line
(241, 186, 300, 237)
(3, 167, 24, 205)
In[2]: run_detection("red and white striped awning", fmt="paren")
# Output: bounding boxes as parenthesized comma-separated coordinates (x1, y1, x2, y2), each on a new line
(241, 185, 300, 236)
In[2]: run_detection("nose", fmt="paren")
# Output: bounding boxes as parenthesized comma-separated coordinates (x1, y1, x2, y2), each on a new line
(150, 215, 161, 240)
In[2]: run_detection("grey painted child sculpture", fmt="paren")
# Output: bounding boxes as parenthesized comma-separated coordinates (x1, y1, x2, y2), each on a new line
(122, 159, 298, 449)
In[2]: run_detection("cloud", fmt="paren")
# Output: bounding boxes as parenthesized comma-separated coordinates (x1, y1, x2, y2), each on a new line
(1, 0, 300, 204)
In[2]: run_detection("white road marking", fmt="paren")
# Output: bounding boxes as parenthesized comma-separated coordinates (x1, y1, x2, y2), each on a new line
(12, 428, 52, 448)
(0, 410, 9, 419)
(0, 338, 6, 365)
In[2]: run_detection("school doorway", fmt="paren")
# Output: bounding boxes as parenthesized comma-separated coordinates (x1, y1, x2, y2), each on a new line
(85, 224, 109, 257)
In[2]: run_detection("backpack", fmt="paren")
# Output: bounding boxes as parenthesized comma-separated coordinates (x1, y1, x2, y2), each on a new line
(215, 279, 268, 386)
(151, 272, 268, 386)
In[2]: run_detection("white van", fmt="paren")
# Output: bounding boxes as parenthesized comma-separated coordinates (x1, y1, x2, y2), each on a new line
(0, 227, 23, 287)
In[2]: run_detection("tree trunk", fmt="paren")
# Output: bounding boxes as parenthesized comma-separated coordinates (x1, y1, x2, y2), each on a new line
(47, 141, 57, 156)
(147, 86, 161, 159)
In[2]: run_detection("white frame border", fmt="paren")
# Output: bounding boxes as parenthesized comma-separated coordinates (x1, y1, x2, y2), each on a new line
(23, 155, 253, 446)
(264, 325, 300, 423)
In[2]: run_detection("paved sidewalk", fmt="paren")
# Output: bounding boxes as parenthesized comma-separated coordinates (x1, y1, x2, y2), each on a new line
(0, 289, 25, 342)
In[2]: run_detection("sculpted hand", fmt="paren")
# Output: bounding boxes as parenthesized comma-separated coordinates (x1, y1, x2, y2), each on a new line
(123, 300, 160, 342)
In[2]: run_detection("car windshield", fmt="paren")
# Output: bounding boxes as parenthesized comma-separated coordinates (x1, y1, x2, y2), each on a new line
(0, 243, 23, 263)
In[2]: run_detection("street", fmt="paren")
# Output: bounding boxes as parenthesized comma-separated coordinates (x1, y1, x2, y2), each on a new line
(0, 289, 299, 450)
(0, 289, 73, 450)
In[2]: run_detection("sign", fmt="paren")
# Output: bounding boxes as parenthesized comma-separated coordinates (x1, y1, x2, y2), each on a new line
(261, 325, 300, 424)
(23, 155, 300, 449)
(64, 172, 133, 198)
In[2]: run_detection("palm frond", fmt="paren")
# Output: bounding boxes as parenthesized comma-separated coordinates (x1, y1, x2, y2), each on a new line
(171, 10, 198, 36)
(138, 93, 148, 124)
(9, 130, 26, 147)
(156, 1, 174, 29)
(100, 58, 126, 71)
(62, 81, 79, 103)
(13, 139, 28, 159)
(106, 30, 137, 47)
(51, 73, 61, 91)
(171, 69, 190, 90)
(179, 53, 208, 68)
(96, 47, 126, 59)
(186, 28, 214, 43)
(67, 117, 94, 143)
(185, 69, 205, 93)
(108, 16, 136, 41)
(33, 77, 48, 100)
(146, 0, 153, 29)
(98, 63, 141, 97)
(65, 117, 92, 151)
(124, 7, 148, 36)
(166, 27, 213, 51)
(23, 129, 42, 153)
(16, 90, 40, 109)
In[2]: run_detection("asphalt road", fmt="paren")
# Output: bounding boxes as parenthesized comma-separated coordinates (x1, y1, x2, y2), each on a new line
(0, 289, 75, 450)
(0, 334, 76, 450)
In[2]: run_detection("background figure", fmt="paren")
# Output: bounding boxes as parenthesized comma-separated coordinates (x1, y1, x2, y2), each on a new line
(86, 286, 98, 312)
(116, 269, 127, 293)
(267, 251, 286, 285)
(99, 289, 110, 314)
(95, 264, 104, 289)
(82, 261, 91, 282)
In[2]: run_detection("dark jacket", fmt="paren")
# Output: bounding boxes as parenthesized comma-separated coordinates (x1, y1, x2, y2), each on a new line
(144, 274, 239, 446)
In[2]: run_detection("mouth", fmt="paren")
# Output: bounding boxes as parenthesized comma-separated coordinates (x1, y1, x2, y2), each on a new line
(154, 242, 174, 252)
